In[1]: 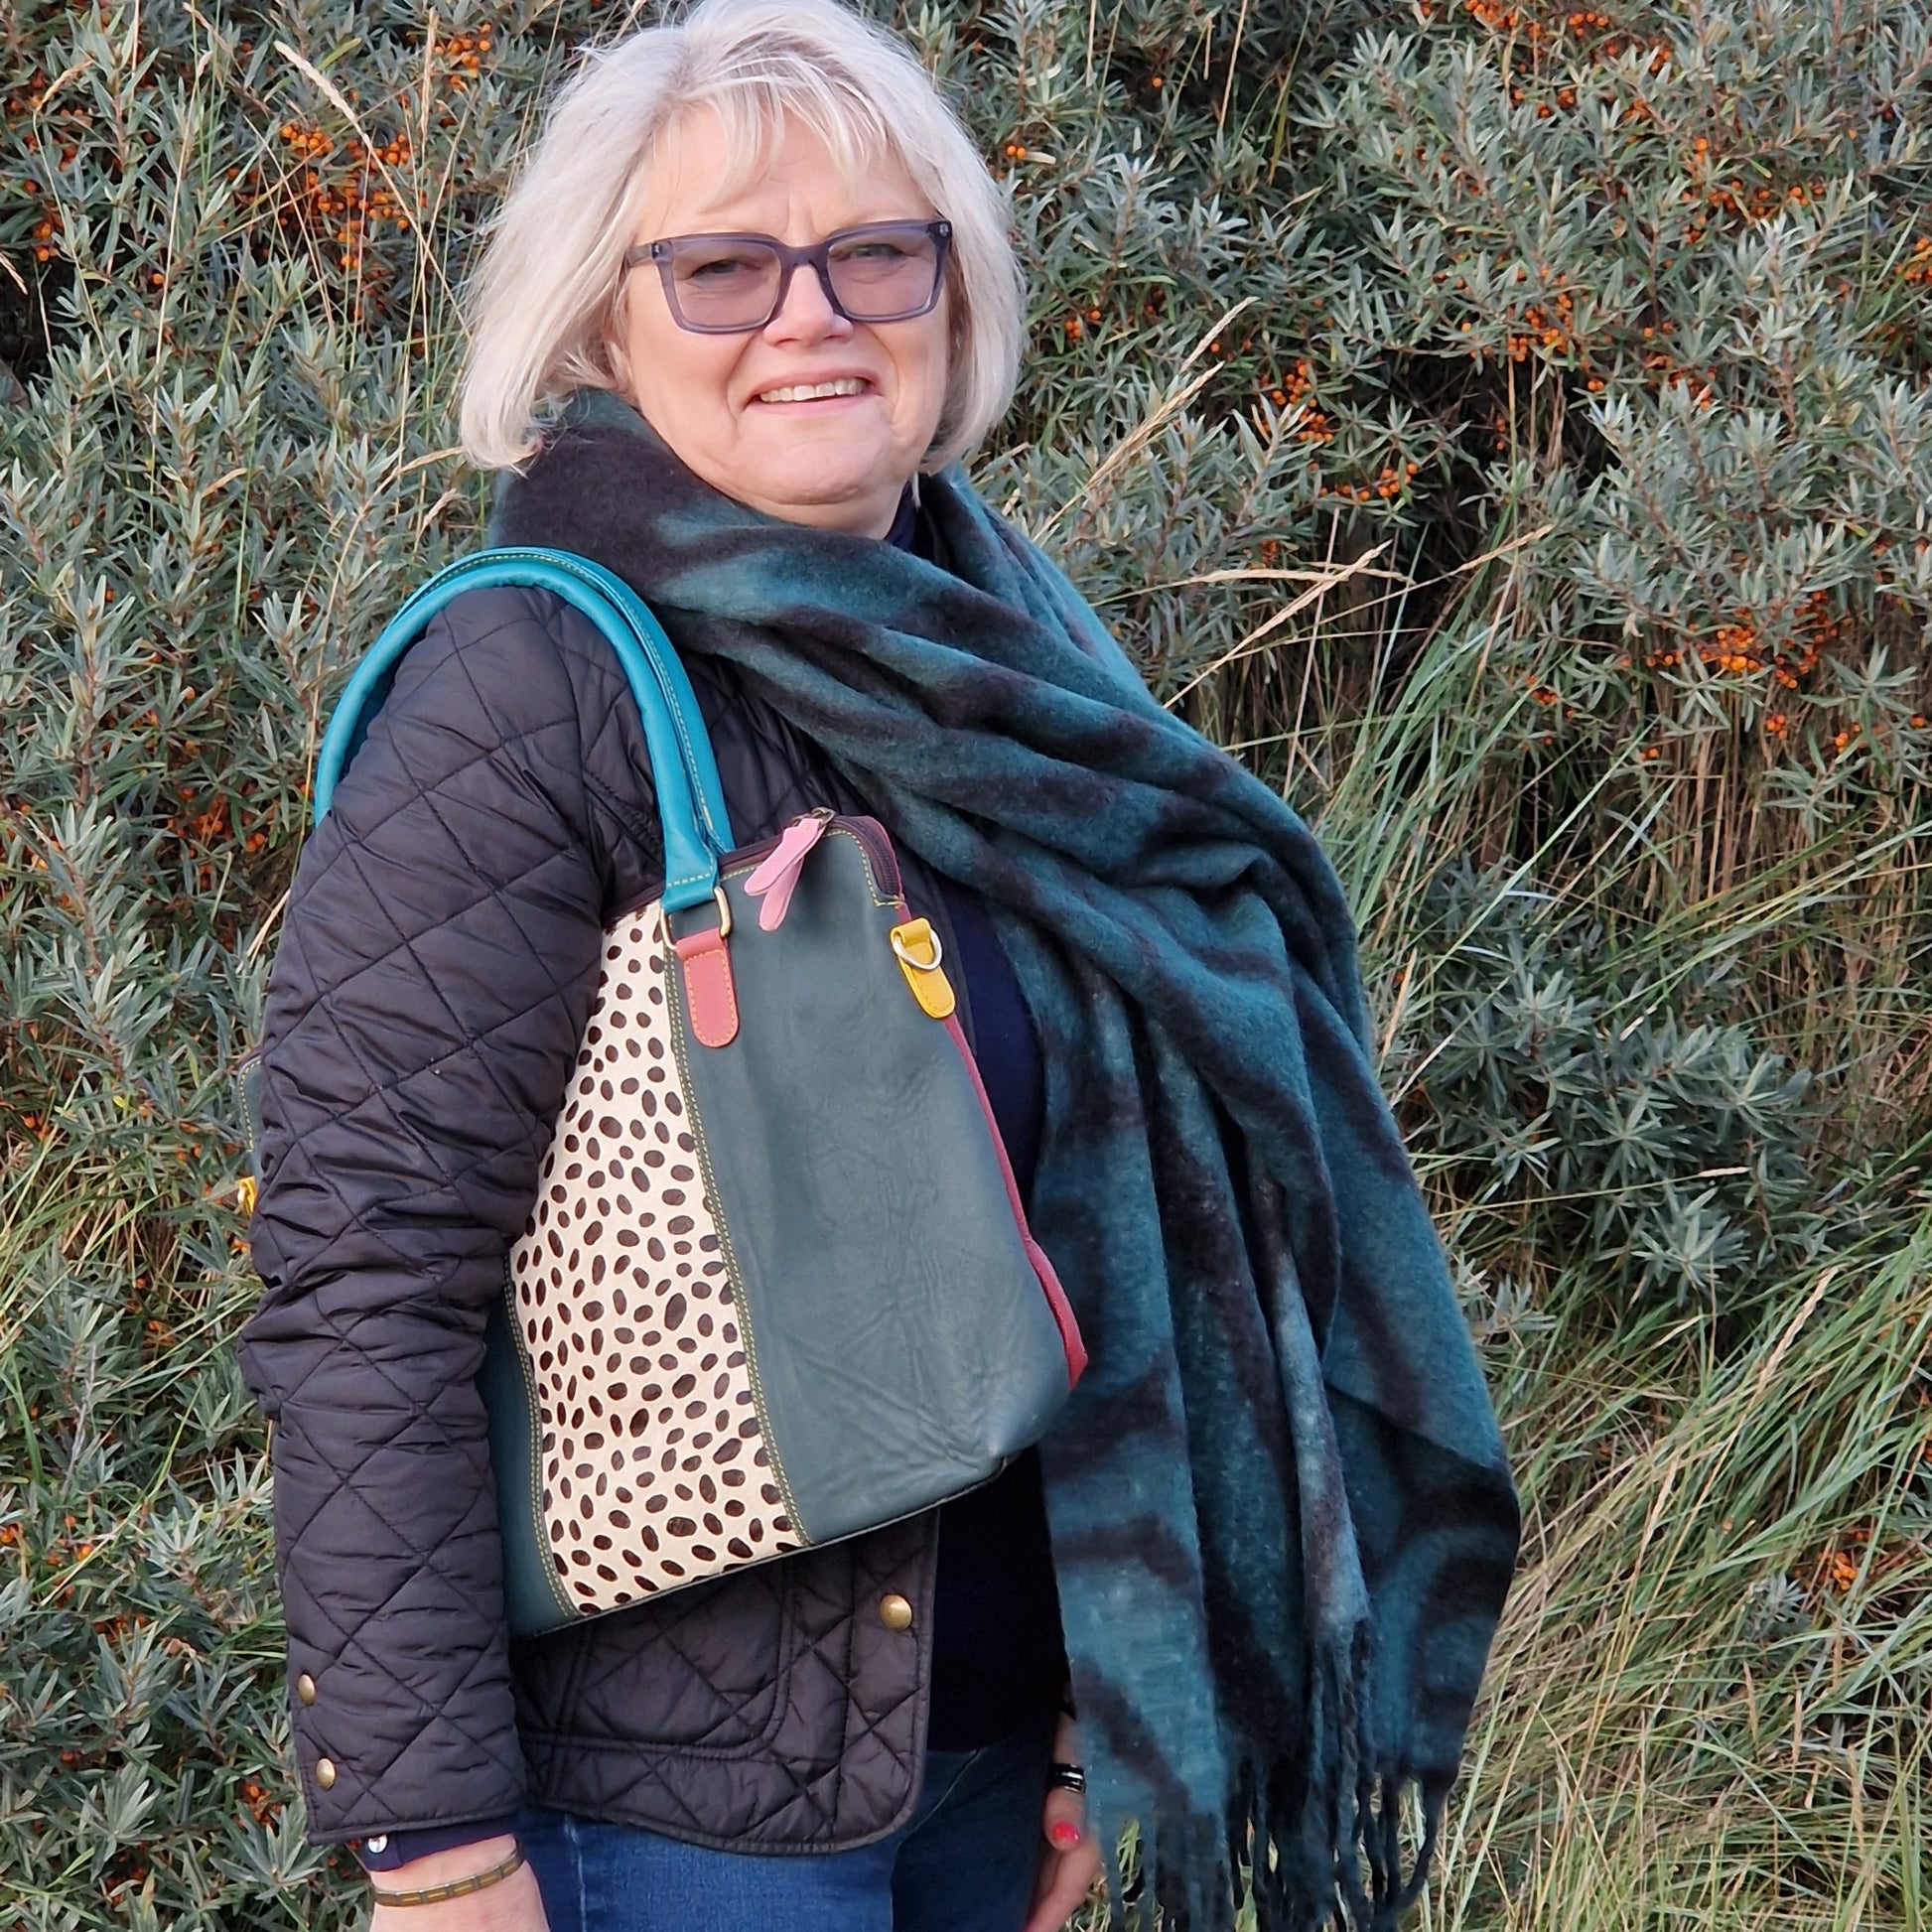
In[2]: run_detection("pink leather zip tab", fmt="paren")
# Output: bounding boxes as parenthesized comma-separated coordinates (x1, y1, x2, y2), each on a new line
(743, 813, 829, 931)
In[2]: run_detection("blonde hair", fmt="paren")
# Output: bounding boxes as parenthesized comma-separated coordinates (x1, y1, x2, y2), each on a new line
(459, 0, 1025, 472)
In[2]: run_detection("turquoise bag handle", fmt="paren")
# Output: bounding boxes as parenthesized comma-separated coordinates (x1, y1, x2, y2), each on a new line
(312, 548, 736, 915)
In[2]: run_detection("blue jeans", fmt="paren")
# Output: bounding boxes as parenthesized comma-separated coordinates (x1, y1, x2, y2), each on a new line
(519, 1712, 1055, 1932)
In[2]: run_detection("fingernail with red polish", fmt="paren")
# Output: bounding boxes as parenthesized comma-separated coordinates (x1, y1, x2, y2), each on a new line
(1050, 1822, 1082, 1850)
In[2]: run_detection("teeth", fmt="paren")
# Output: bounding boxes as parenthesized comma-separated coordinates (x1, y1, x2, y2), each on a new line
(758, 378, 869, 403)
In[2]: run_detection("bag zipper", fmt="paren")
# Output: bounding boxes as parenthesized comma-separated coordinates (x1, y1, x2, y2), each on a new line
(720, 808, 904, 903)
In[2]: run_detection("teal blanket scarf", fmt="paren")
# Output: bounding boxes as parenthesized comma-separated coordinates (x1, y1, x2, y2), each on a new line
(494, 392, 1519, 1929)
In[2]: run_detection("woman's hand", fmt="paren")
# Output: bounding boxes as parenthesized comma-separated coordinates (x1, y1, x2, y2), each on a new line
(1024, 1714, 1103, 1932)
(366, 1836, 549, 1932)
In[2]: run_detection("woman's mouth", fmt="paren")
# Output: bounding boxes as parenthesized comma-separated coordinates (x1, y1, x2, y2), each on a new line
(753, 377, 873, 404)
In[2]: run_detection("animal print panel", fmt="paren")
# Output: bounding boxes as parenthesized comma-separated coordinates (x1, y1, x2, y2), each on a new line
(508, 902, 801, 1614)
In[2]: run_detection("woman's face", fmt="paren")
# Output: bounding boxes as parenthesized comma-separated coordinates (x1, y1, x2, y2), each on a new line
(620, 111, 952, 540)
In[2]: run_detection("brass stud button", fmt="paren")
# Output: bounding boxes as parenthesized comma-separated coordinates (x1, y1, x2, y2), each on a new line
(295, 1673, 317, 1707)
(315, 1757, 338, 1791)
(879, 1592, 913, 1632)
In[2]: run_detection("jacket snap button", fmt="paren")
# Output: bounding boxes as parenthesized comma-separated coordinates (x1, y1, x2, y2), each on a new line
(315, 1757, 338, 1791)
(295, 1673, 318, 1706)
(879, 1592, 914, 1631)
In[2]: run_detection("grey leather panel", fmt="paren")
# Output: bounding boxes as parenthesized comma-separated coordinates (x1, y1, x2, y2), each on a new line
(671, 828, 1069, 1547)
(481, 1291, 570, 1633)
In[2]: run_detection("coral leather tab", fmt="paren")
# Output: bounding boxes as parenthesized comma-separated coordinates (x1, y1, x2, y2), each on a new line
(891, 917, 956, 1020)
(674, 926, 740, 1047)
(744, 813, 828, 930)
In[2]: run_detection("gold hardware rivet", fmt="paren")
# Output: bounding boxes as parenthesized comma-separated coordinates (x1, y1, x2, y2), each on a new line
(315, 1757, 338, 1791)
(295, 1673, 317, 1706)
(879, 1592, 914, 1632)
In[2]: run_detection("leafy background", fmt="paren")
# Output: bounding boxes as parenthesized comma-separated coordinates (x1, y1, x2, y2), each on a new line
(2, 0, 1929, 1924)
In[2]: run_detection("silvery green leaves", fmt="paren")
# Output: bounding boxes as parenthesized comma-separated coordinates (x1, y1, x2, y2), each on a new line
(3, 0, 1930, 1924)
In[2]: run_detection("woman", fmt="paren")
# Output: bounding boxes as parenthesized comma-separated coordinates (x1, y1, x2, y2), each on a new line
(239, 2, 1519, 1928)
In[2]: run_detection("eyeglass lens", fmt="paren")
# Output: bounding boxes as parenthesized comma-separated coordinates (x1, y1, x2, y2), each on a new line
(664, 224, 942, 330)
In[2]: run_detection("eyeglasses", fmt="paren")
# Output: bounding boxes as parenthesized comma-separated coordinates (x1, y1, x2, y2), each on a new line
(624, 219, 952, 335)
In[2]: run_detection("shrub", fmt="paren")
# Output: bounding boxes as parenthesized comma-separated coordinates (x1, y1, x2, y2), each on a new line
(1, 0, 1927, 1925)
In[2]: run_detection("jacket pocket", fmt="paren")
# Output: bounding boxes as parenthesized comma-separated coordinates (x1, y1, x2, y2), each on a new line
(510, 1559, 796, 1756)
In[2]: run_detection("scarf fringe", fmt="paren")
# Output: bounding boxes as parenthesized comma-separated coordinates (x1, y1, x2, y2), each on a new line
(1109, 1629, 1449, 1932)
(1289, 1626, 1374, 1932)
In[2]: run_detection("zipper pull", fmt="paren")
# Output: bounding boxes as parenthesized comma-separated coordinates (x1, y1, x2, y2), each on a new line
(744, 811, 831, 931)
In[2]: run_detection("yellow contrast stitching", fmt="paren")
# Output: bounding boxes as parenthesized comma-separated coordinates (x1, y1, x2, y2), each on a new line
(661, 914, 808, 1543)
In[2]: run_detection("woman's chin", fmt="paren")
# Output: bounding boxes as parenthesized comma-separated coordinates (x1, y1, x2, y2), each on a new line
(729, 445, 906, 529)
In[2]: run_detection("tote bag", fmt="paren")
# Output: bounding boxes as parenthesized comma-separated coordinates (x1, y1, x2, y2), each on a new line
(305, 548, 1085, 1634)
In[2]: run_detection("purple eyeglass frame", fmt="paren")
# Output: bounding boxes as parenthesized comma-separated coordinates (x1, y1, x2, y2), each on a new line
(622, 218, 953, 334)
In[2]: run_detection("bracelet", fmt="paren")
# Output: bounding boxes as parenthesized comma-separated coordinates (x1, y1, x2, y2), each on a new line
(368, 1844, 525, 1908)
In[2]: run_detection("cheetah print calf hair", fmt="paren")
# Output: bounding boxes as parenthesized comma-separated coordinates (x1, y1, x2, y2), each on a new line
(508, 904, 800, 1612)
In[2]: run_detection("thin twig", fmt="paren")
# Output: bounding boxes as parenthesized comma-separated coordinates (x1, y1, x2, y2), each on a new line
(1163, 544, 1392, 709)
(273, 40, 461, 310)
(1035, 296, 1258, 543)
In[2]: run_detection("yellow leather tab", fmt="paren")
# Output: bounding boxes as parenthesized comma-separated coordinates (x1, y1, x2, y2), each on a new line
(891, 917, 956, 1020)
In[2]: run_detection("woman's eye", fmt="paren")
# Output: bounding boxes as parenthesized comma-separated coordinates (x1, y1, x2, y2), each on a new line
(838, 242, 909, 264)
(684, 254, 764, 282)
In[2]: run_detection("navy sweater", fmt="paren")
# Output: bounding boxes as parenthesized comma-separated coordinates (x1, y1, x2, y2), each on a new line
(904, 497, 1066, 1753)
(925, 881, 1064, 1748)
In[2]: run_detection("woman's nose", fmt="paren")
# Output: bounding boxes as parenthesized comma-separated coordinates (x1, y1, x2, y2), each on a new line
(763, 259, 853, 345)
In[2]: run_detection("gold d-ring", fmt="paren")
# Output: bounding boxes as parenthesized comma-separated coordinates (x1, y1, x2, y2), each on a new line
(652, 886, 733, 946)
(890, 922, 944, 971)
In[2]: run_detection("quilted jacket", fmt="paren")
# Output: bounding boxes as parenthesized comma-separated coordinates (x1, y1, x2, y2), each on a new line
(238, 583, 961, 1849)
